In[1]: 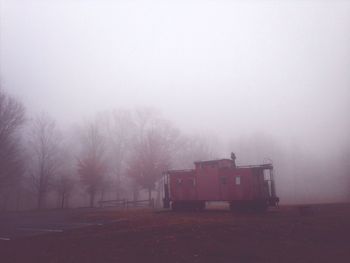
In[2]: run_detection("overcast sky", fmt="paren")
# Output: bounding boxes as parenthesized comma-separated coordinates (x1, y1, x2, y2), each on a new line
(1, 0, 349, 155)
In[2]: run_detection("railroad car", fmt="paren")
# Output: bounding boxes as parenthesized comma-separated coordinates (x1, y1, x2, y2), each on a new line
(163, 154, 279, 211)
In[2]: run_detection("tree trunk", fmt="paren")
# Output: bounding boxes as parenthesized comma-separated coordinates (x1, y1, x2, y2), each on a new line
(100, 188, 105, 203)
(61, 192, 65, 209)
(15, 186, 22, 211)
(133, 186, 139, 202)
(148, 188, 152, 202)
(116, 172, 121, 200)
(37, 189, 44, 210)
(89, 191, 95, 207)
(155, 183, 161, 208)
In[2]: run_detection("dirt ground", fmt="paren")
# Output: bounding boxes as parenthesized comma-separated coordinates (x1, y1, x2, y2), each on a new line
(1, 203, 350, 263)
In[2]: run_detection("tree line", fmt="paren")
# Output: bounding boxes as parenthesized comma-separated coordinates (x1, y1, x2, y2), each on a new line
(1, 87, 350, 210)
(0, 88, 218, 210)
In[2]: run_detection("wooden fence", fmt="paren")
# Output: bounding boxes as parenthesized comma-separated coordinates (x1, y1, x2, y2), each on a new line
(98, 199, 154, 208)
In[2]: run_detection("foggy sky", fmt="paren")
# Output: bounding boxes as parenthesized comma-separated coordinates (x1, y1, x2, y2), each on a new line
(1, 0, 349, 157)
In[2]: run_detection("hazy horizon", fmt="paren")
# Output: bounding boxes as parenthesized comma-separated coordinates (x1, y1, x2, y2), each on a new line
(1, 0, 349, 159)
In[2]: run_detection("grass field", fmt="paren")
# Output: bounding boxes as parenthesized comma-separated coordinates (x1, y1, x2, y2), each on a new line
(1, 204, 350, 263)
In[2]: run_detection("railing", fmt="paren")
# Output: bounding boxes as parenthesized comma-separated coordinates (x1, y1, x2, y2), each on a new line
(98, 199, 155, 208)
(98, 199, 127, 208)
(165, 169, 194, 174)
(237, 164, 273, 169)
(126, 199, 154, 208)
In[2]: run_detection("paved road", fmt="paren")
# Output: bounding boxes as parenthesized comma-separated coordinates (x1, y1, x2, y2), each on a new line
(0, 208, 123, 240)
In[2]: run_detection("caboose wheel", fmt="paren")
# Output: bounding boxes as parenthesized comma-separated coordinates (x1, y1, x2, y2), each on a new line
(171, 201, 205, 211)
(229, 202, 243, 212)
(171, 201, 181, 211)
(254, 202, 268, 213)
(196, 201, 205, 211)
(230, 201, 267, 213)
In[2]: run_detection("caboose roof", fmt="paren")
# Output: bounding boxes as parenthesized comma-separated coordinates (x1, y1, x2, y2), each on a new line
(194, 159, 233, 164)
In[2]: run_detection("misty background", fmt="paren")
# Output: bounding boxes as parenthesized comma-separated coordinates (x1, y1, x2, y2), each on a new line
(0, 0, 349, 209)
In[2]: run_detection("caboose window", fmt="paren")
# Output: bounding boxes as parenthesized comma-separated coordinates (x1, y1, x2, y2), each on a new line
(235, 176, 241, 185)
(220, 177, 227, 184)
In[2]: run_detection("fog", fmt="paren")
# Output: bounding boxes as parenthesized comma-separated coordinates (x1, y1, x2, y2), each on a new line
(0, 0, 349, 208)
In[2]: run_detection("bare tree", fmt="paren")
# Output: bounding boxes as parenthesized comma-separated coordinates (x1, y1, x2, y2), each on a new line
(127, 109, 180, 201)
(173, 134, 219, 169)
(337, 145, 350, 201)
(54, 171, 75, 209)
(77, 121, 107, 207)
(27, 114, 62, 210)
(0, 88, 25, 210)
(53, 147, 76, 209)
(100, 109, 135, 200)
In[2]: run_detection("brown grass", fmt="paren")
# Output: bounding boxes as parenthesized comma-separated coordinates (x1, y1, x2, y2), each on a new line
(1, 204, 350, 263)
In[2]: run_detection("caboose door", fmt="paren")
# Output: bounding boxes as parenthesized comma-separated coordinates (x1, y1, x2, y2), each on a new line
(219, 176, 230, 200)
(253, 168, 270, 200)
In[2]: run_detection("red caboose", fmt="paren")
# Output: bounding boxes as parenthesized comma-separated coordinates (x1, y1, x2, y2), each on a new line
(163, 154, 279, 211)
